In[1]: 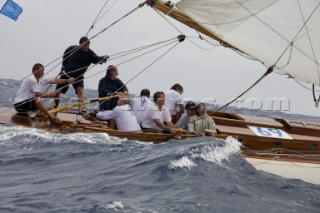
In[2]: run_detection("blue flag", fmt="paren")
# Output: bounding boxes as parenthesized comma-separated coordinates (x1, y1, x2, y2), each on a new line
(0, 0, 23, 21)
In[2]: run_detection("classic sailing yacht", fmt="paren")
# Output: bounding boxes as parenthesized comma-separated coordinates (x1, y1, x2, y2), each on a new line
(0, 0, 319, 184)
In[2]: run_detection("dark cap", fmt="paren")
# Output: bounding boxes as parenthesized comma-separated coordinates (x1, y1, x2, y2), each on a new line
(79, 36, 90, 44)
(185, 101, 196, 110)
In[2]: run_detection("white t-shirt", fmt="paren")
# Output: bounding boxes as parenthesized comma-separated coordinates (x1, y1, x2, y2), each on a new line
(14, 75, 50, 104)
(175, 112, 190, 129)
(96, 104, 141, 131)
(164, 89, 183, 116)
(130, 96, 154, 125)
(141, 104, 171, 129)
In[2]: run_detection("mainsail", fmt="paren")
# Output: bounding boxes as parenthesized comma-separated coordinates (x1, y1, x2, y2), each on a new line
(175, 0, 320, 86)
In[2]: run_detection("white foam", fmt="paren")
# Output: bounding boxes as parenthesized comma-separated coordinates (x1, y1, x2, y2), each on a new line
(66, 132, 125, 144)
(105, 201, 124, 211)
(189, 136, 241, 164)
(0, 126, 53, 142)
(0, 125, 124, 145)
(169, 156, 196, 169)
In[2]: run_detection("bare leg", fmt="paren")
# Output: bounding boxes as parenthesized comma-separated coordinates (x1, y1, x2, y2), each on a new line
(35, 98, 56, 121)
(76, 87, 84, 112)
(54, 92, 61, 108)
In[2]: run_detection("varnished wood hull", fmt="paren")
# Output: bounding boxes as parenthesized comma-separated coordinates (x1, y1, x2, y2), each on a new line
(1, 108, 320, 153)
(0, 108, 197, 143)
(210, 111, 320, 154)
(1, 107, 319, 183)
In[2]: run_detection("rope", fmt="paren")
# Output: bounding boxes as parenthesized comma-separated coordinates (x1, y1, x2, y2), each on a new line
(153, 8, 217, 51)
(48, 95, 119, 114)
(98, 36, 184, 109)
(0, 2, 144, 110)
(207, 1, 319, 113)
(0, 36, 181, 115)
(89, 5, 141, 41)
(85, 0, 111, 36)
(209, 65, 274, 114)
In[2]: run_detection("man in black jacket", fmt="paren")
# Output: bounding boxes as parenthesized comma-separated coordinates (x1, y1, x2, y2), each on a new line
(54, 36, 109, 120)
(98, 65, 128, 111)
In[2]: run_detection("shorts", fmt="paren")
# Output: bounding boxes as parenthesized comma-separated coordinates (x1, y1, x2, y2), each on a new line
(55, 73, 84, 94)
(14, 98, 38, 113)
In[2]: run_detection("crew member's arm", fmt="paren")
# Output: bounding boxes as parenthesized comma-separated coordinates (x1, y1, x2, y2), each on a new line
(48, 77, 74, 85)
(177, 103, 185, 114)
(90, 50, 109, 64)
(116, 91, 129, 98)
(96, 110, 117, 121)
(163, 108, 176, 133)
(153, 119, 169, 129)
(35, 78, 74, 98)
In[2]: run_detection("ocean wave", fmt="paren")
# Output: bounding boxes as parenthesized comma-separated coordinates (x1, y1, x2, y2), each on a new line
(0, 125, 127, 145)
(105, 201, 124, 211)
(169, 156, 196, 169)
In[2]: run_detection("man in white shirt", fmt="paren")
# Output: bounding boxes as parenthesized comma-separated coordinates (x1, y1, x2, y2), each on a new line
(131, 88, 154, 126)
(165, 84, 185, 121)
(96, 98, 141, 131)
(141, 91, 176, 134)
(175, 101, 197, 130)
(14, 63, 74, 125)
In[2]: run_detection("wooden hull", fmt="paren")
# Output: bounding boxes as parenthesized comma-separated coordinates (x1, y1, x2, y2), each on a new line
(0, 108, 197, 143)
(1, 108, 320, 152)
(210, 111, 320, 154)
(1, 108, 319, 183)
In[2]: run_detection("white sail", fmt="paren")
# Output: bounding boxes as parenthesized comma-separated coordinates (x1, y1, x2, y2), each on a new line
(176, 0, 320, 86)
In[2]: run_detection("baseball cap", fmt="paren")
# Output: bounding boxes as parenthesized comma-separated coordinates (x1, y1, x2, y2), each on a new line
(185, 101, 196, 110)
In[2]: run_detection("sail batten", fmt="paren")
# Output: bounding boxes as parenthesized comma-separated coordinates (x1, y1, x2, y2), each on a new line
(176, 0, 320, 86)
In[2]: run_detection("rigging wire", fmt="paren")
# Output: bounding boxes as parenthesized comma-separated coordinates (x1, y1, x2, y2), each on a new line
(70, 39, 179, 96)
(85, 0, 111, 36)
(209, 65, 274, 113)
(90, 0, 120, 31)
(153, 8, 217, 51)
(212, 0, 320, 111)
(88, 37, 184, 108)
(0, 3, 146, 111)
(0, 37, 179, 114)
(0, 2, 142, 98)
(90, 4, 142, 41)
(296, 0, 320, 97)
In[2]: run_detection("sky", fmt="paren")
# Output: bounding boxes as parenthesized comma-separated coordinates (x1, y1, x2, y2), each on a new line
(0, 0, 319, 117)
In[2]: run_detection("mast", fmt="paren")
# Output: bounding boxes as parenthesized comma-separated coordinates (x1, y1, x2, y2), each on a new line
(145, 0, 237, 49)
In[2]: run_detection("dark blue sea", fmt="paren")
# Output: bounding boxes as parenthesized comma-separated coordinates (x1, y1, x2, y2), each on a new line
(0, 124, 320, 213)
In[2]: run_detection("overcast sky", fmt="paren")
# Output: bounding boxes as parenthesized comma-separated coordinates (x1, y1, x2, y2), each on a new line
(0, 0, 319, 117)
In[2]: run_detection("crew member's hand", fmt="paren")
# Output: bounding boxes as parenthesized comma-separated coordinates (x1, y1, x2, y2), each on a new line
(170, 128, 177, 134)
(117, 92, 127, 98)
(67, 77, 75, 84)
(103, 54, 110, 61)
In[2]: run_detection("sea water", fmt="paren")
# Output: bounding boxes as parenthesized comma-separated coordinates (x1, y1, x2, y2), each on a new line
(0, 125, 319, 213)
